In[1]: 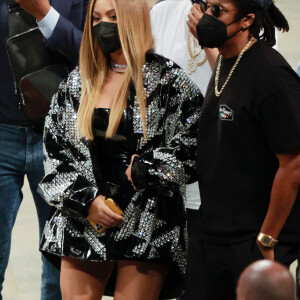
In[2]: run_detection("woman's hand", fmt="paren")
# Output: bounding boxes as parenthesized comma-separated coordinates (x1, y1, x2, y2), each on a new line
(125, 154, 139, 190)
(88, 195, 124, 228)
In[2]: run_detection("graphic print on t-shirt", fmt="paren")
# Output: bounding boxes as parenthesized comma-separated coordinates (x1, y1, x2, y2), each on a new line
(219, 104, 234, 121)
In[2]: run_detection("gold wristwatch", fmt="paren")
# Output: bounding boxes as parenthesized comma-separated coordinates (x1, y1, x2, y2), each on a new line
(257, 233, 278, 248)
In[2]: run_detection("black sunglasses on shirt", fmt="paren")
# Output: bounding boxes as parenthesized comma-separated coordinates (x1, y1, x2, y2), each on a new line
(191, 1, 223, 18)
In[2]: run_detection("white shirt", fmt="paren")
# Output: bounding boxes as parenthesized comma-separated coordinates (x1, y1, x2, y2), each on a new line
(37, 6, 60, 39)
(151, 0, 212, 96)
(151, 0, 213, 210)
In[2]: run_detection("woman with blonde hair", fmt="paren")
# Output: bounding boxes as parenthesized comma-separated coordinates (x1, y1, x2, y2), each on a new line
(38, 0, 203, 298)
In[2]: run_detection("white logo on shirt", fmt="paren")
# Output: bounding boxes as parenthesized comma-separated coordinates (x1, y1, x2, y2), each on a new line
(219, 104, 234, 121)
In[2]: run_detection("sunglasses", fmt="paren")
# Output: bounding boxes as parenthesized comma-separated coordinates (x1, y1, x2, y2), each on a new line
(192, 1, 223, 18)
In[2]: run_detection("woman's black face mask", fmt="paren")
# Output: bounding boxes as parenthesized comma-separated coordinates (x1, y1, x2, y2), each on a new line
(93, 21, 121, 54)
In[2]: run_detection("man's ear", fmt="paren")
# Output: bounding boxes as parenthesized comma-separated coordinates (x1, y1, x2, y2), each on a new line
(241, 13, 255, 30)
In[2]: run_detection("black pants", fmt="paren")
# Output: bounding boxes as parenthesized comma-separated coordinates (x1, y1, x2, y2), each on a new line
(185, 232, 299, 300)
(177, 209, 199, 300)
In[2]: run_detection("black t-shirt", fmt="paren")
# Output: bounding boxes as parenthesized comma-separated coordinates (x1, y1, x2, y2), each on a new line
(196, 41, 300, 244)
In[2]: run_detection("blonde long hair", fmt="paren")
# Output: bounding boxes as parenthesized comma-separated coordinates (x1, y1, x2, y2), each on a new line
(77, 0, 153, 140)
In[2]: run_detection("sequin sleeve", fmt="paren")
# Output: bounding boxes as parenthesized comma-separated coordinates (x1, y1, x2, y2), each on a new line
(38, 70, 99, 217)
(132, 67, 203, 188)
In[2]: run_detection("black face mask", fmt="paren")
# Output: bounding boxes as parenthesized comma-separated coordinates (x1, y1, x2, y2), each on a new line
(93, 21, 121, 54)
(196, 13, 241, 48)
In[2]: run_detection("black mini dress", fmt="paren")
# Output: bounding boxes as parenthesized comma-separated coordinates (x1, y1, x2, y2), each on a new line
(93, 108, 135, 212)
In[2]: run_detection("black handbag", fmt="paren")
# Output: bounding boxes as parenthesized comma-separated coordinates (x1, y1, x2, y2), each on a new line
(6, 0, 69, 120)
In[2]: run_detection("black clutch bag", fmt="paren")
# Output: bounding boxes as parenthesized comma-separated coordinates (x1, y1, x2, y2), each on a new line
(6, 0, 69, 120)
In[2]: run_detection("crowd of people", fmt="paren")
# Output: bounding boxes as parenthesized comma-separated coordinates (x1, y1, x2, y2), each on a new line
(0, 0, 300, 299)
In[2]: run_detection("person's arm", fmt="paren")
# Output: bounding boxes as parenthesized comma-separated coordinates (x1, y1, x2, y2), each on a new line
(36, 7, 60, 39)
(254, 63, 300, 259)
(16, 0, 51, 21)
(16, 0, 87, 67)
(43, 10, 85, 67)
(257, 153, 300, 260)
(127, 66, 203, 190)
(187, 3, 218, 70)
(39, 68, 123, 228)
(38, 69, 99, 218)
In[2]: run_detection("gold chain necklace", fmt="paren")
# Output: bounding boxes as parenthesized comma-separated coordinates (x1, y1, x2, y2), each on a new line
(215, 37, 255, 97)
(187, 29, 207, 75)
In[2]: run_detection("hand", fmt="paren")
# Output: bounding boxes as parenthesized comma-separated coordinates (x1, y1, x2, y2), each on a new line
(125, 154, 139, 190)
(16, 0, 51, 21)
(88, 195, 124, 228)
(256, 239, 275, 261)
(187, 4, 203, 39)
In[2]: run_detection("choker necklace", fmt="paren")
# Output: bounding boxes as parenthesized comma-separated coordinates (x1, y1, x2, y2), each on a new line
(187, 28, 207, 75)
(110, 61, 127, 73)
(215, 37, 255, 97)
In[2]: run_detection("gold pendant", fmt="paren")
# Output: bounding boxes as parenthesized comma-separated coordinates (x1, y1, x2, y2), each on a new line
(188, 58, 197, 75)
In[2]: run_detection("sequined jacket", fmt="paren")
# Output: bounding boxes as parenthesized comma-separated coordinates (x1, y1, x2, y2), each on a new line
(38, 52, 202, 298)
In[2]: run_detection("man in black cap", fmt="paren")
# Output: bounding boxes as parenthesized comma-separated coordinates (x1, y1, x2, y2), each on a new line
(186, 0, 300, 299)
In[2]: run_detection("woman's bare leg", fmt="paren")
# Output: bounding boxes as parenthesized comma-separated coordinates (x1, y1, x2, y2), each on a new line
(60, 256, 115, 300)
(114, 260, 169, 300)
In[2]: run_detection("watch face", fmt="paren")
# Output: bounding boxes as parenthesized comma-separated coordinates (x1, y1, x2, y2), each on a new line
(262, 236, 271, 246)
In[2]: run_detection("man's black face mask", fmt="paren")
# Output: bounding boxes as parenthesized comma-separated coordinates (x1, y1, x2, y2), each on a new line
(196, 13, 243, 48)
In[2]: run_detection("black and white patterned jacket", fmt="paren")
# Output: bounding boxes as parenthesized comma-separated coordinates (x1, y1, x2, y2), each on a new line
(38, 51, 203, 298)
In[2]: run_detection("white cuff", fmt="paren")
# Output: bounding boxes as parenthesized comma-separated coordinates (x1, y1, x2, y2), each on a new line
(37, 6, 60, 39)
(297, 61, 300, 77)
